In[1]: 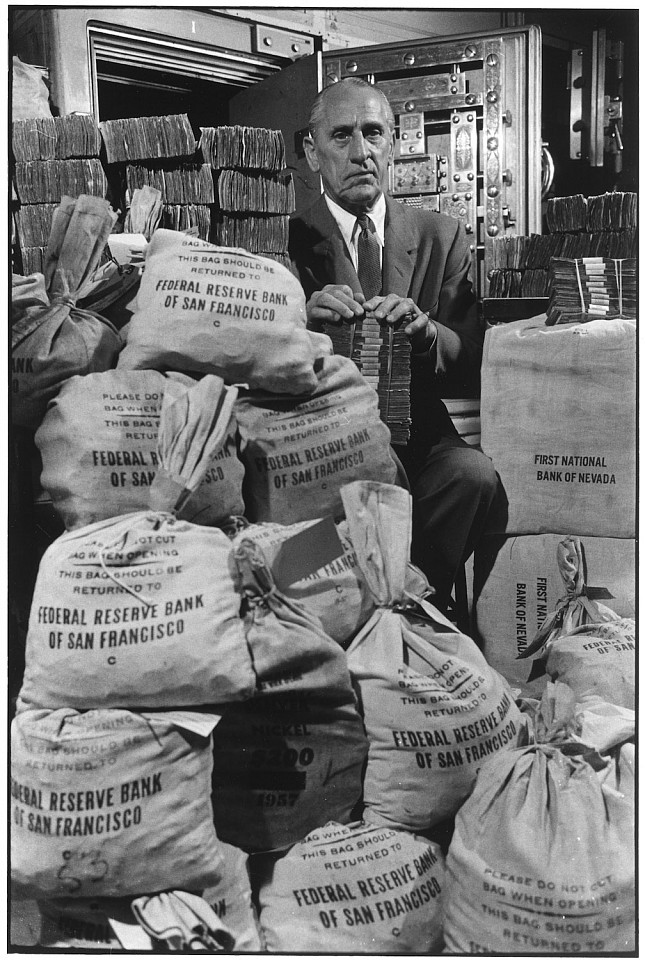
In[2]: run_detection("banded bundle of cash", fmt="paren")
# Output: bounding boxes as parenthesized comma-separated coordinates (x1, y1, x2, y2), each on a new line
(15, 203, 57, 247)
(200, 125, 286, 172)
(99, 114, 196, 163)
(12, 114, 101, 161)
(325, 313, 412, 445)
(587, 191, 638, 232)
(546, 191, 637, 234)
(126, 163, 215, 205)
(14, 159, 107, 204)
(217, 169, 295, 214)
(546, 257, 637, 325)
(214, 214, 289, 255)
(161, 203, 211, 240)
(545, 194, 589, 233)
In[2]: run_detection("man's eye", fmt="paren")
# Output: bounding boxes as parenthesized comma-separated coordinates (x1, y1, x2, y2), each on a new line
(333, 132, 350, 142)
(366, 129, 384, 141)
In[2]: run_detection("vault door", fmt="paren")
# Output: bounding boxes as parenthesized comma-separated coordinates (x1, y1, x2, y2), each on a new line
(229, 52, 323, 212)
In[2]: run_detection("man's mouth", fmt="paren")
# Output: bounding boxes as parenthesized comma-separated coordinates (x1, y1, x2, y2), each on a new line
(347, 172, 376, 182)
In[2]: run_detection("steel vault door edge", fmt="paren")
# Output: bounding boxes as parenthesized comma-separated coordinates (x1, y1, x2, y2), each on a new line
(228, 52, 323, 213)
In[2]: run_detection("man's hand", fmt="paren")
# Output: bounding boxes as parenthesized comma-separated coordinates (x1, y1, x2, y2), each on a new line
(306, 284, 365, 330)
(364, 294, 437, 354)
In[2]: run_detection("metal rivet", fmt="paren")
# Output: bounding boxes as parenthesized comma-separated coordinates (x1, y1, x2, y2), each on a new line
(416, 131, 423, 138)
(465, 94, 476, 105)
(402, 133, 408, 140)
(453, 194, 460, 202)
(440, 158, 447, 165)
(486, 91, 498, 103)
(405, 101, 415, 112)
(292, 43, 300, 53)
(452, 115, 460, 124)
(450, 74, 458, 81)
(487, 137, 498, 150)
(454, 174, 461, 181)
(465, 224, 473, 233)
(465, 192, 472, 200)
(440, 185, 448, 192)
(403, 52, 416, 66)
(486, 53, 499, 67)
(464, 45, 478, 58)
(450, 86, 458, 94)
(467, 172, 474, 181)
(346, 60, 358, 73)
(263, 36, 273, 46)
(488, 224, 499, 236)
(487, 185, 499, 197)
(467, 114, 474, 122)
(470, 245, 475, 252)
(327, 73, 339, 83)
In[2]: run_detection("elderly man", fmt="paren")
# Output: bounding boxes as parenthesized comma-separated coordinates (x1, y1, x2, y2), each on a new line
(288, 77, 501, 613)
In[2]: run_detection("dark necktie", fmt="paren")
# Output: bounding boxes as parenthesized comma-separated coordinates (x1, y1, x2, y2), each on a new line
(356, 214, 382, 300)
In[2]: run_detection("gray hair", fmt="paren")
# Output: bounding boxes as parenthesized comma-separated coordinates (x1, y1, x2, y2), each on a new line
(308, 77, 395, 138)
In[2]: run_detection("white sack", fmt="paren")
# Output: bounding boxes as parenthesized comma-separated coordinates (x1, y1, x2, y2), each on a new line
(258, 821, 445, 954)
(36, 369, 245, 529)
(442, 685, 635, 954)
(342, 482, 527, 831)
(18, 511, 255, 710)
(480, 315, 636, 537)
(235, 355, 399, 524)
(11, 709, 223, 899)
(472, 533, 635, 695)
(117, 229, 321, 394)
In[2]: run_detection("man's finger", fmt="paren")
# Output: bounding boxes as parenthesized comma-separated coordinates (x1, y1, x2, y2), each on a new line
(404, 313, 429, 337)
(370, 294, 405, 320)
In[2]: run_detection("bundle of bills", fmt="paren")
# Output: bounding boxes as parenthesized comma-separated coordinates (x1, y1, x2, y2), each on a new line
(546, 257, 637, 325)
(100, 113, 196, 163)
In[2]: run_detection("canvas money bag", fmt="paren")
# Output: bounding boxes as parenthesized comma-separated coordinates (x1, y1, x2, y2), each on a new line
(343, 481, 526, 832)
(36, 369, 245, 529)
(11, 708, 224, 900)
(117, 228, 322, 394)
(12, 196, 122, 430)
(235, 354, 399, 524)
(257, 820, 445, 954)
(520, 538, 634, 708)
(18, 377, 256, 711)
(210, 538, 368, 852)
(442, 683, 635, 954)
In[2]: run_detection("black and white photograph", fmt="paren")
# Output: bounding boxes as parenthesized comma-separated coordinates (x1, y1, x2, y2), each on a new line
(8, 3, 637, 955)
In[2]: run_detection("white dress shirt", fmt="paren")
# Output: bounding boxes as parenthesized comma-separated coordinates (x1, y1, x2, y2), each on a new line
(324, 193, 386, 271)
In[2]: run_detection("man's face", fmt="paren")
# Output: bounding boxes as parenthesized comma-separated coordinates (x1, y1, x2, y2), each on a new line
(304, 85, 395, 214)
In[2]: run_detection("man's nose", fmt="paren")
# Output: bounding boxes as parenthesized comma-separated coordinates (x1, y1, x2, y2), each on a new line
(348, 131, 370, 163)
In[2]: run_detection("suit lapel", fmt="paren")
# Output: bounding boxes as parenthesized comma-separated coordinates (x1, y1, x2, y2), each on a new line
(307, 196, 361, 295)
(383, 196, 421, 298)
(304, 194, 425, 300)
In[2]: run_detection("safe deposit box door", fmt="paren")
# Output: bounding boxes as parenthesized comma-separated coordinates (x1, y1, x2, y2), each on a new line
(235, 27, 542, 299)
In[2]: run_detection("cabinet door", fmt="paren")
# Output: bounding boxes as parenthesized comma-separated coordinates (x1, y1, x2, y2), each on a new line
(229, 52, 323, 212)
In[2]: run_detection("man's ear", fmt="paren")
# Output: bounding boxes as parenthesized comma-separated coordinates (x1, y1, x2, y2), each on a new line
(303, 135, 320, 173)
(387, 129, 396, 166)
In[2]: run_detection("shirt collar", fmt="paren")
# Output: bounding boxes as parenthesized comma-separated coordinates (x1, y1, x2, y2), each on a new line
(324, 192, 386, 249)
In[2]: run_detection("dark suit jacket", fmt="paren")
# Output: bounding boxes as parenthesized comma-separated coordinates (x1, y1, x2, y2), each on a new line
(289, 194, 483, 454)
